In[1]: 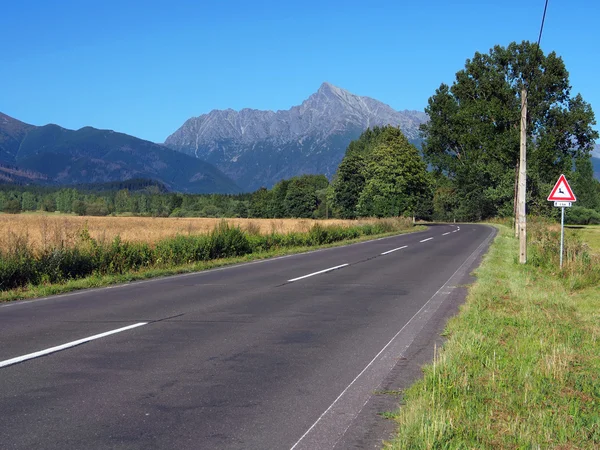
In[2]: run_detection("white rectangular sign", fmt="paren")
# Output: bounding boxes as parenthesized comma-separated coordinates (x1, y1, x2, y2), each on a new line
(554, 201, 572, 207)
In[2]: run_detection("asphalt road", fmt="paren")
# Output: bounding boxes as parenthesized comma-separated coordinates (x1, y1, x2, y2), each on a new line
(0, 223, 495, 450)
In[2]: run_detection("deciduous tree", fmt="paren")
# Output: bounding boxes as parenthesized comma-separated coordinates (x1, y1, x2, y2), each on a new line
(421, 41, 598, 220)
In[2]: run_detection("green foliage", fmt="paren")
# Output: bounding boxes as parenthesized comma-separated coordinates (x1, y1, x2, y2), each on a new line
(333, 126, 432, 218)
(206, 221, 251, 259)
(331, 127, 390, 218)
(0, 183, 256, 219)
(245, 174, 330, 219)
(528, 218, 600, 289)
(572, 156, 600, 211)
(72, 200, 87, 216)
(40, 196, 56, 212)
(3, 199, 21, 214)
(421, 41, 598, 221)
(21, 192, 36, 211)
(283, 175, 328, 218)
(331, 152, 365, 218)
(248, 187, 272, 218)
(566, 206, 600, 225)
(269, 179, 289, 218)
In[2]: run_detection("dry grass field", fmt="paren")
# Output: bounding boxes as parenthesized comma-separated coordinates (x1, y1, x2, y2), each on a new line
(0, 213, 385, 251)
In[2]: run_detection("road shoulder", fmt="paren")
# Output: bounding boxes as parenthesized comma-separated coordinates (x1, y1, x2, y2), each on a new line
(333, 226, 496, 449)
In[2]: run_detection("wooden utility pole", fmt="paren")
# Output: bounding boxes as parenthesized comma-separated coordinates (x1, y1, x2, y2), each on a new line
(514, 162, 519, 238)
(518, 88, 527, 264)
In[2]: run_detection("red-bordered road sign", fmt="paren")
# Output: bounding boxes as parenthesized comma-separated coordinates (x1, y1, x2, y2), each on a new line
(547, 174, 576, 202)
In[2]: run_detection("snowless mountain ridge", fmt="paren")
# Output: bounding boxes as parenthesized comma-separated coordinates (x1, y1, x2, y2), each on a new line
(164, 83, 428, 190)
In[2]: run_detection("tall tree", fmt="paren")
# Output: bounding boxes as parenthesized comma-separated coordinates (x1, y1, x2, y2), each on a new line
(333, 126, 431, 218)
(331, 152, 366, 218)
(572, 156, 600, 211)
(356, 128, 430, 217)
(248, 188, 272, 218)
(269, 179, 290, 218)
(284, 175, 328, 218)
(421, 41, 598, 220)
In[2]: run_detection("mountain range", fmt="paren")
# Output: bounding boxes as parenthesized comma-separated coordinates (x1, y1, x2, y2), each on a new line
(1, 83, 598, 194)
(165, 82, 428, 191)
(0, 113, 240, 193)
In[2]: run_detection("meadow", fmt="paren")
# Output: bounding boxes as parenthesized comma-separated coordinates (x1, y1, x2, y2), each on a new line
(0, 213, 380, 251)
(574, 224, 600, 253)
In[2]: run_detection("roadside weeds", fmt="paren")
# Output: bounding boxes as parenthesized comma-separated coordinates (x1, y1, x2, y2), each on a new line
(0, 220, 423, 302)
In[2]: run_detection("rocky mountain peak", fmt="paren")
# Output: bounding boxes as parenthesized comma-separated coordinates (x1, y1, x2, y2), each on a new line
(165, 83, 429, 191)
(315, 81, 349, 100)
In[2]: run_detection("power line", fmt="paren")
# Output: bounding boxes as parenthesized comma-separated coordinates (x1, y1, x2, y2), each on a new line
(528, 0, 550, 90)
(537, 0, 549, 48)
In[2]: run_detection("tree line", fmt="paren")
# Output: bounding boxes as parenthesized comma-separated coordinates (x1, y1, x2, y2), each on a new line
(0, 175, 332, 219)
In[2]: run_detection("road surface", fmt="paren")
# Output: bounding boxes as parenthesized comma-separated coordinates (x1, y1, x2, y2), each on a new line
(0, 223, 495, 449)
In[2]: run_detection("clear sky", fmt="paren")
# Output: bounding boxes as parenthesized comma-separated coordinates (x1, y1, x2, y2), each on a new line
(1, 0, 598, 143)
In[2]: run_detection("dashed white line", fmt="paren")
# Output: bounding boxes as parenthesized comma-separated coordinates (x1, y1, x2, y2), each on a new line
(287, 264, 349, 283)
(419, 237, 434, 243)
(0, 322, 148, 369)
(442, 232, 451, 236)
(381, 245, 408, 255)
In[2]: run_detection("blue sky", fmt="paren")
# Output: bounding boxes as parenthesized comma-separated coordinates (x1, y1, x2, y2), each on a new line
(1, 0, 598, 143)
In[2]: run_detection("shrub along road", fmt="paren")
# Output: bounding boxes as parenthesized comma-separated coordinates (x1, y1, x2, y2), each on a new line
(0, 224, 495, 449)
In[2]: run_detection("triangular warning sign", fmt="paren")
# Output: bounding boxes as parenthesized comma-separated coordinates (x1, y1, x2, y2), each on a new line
(547, 174, 576, 202)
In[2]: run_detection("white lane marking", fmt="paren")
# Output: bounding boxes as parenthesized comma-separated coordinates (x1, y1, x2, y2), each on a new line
(381, 245, 408, 255)
(287, 264, 349, 283)
(0, 322, 148, 369)
(419, 237, 433, 242)
(452, 230, 458, 233)
(442, 232, 451, 236)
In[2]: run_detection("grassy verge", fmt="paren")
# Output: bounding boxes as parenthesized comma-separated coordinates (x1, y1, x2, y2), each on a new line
(386, 223, 600, 448)
(0, 219, 424, 302)
(570, 224, 600, 253)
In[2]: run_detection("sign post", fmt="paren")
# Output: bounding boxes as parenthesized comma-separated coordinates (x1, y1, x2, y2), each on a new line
(547, 174, 576, 269)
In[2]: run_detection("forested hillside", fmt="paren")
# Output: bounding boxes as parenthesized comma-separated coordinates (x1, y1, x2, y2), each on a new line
(0, 113, 241, 194)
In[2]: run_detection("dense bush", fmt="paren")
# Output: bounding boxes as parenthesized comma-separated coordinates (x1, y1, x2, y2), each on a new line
(566, 206, 600, 225)
(0, 220, 411, 292)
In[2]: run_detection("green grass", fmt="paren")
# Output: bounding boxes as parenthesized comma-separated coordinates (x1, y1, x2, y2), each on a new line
(385, 224, 600, 449)
(0, 224, 425, 303)
(572, 225, 600, 253)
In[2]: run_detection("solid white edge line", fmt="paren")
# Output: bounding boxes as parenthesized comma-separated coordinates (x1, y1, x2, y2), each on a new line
(381, 245, 408, 255)
(289, 225, 496, 450)
(442, 232, 451, 236)
(287, 264, 349, 283)
(0, 322, 148, 369)
(419, 237, 434, 242)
